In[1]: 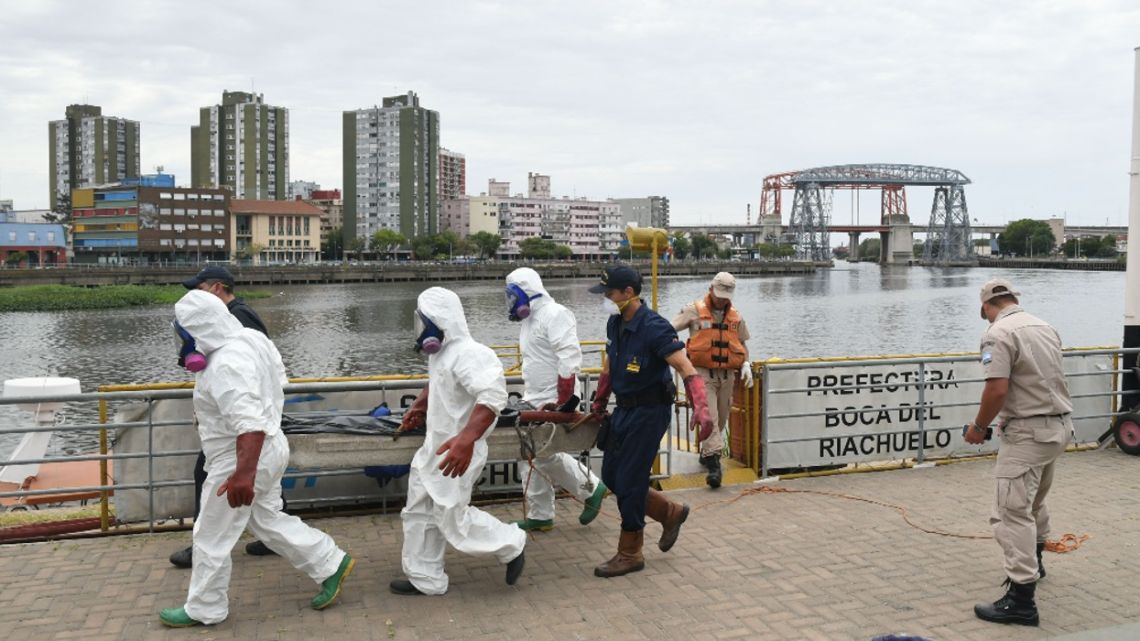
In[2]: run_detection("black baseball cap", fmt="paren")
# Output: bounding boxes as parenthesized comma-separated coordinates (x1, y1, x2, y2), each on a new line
(588, 265, 642, 294)
(183, 265, 236, 290)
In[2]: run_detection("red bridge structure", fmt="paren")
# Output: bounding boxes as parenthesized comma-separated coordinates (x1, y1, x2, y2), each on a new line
(760, 164, 973, 264)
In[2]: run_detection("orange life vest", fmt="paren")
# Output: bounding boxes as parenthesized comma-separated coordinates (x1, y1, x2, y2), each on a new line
(686, 297, 747, 370)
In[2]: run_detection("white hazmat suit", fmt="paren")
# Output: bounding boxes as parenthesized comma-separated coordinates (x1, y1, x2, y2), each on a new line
(401, 287, 526, 594)
(507, 268, 602, 522)
(175, 290, 347, 625)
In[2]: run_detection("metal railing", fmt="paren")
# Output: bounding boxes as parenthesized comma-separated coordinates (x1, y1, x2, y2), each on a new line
(0, 370, 677, 533)
(0, 379, 433, 531)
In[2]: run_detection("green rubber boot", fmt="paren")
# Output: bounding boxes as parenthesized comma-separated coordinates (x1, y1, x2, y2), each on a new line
(514, 518, 555, 532)
(579, 481, 607, 525)
(159, 607, 202, 628)
(311, 554, 355, 610)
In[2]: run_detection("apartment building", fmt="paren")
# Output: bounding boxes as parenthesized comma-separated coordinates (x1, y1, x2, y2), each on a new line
(493, 176, 622, 258)
(49, 104, 140, 209)
(343, 91, 439, 244)
(191, 91, 289, 200)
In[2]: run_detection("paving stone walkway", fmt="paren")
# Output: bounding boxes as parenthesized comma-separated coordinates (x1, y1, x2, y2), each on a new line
(2, 448, 1138, 641)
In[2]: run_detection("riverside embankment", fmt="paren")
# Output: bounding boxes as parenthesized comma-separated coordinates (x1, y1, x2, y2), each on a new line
(0, 259, 816, 288)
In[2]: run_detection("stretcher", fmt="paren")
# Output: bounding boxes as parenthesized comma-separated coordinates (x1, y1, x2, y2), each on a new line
(284, 408, 602, 470)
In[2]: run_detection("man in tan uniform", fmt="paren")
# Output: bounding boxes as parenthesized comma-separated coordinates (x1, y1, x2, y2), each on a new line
(671, 272, 754, 488)
(965, 278, 1072, 627)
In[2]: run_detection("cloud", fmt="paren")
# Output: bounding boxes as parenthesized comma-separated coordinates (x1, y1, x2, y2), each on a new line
(0, 0, 1137, 226)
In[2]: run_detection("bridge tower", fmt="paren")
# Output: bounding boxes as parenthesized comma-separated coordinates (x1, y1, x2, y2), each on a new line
(787, 182, 830, 262)
(922, 185, 973, 262)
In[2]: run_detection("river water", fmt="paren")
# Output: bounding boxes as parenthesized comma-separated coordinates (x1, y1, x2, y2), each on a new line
(0, 262, 1125, 456)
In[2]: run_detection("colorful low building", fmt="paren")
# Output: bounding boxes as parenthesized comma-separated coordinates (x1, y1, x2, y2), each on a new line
(71, 175, 231, 264)
(0, 212, 67, 266)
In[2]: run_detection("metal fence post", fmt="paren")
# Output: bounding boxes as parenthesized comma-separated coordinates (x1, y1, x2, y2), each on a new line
(98, 398, 110, 532)
(916, 361, 927, 464)
(147, 398, 155, 534)
(761, 367, 771, 478)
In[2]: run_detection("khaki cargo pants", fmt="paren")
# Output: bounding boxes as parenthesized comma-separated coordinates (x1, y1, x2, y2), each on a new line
(990, 414, 1071, 584)
(697, 368, 736, 458)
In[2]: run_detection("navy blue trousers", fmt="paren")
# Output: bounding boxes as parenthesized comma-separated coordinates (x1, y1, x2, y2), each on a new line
(601, 403, 671, 531)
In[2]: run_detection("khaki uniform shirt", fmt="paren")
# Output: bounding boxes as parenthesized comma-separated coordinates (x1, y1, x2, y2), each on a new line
(671, 301, 751, 379)
(980, 305, 1072, 444)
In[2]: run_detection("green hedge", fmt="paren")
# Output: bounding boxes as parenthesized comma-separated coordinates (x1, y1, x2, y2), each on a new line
(0, 285, 269, 312)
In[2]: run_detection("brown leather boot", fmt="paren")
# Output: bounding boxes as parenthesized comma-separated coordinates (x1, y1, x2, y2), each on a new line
(644, 488, 689, 552)
(594, 529, 645, 578)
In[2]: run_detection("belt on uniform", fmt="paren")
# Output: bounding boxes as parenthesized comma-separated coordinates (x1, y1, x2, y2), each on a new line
(615, 384, 675, 409)
(1013, 412, 1071, 420)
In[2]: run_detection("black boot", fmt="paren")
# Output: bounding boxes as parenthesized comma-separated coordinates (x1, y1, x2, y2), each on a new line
(974, 579, 1039, 626)
(701, 455, 723, 489)
(1037, 542, 1046, 579)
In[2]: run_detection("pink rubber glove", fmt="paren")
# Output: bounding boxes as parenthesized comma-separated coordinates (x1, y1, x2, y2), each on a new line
(684, 375, 714, 442)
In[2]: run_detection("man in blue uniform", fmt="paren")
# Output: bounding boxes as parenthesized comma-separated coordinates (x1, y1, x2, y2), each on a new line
(588, 265, 714, 578)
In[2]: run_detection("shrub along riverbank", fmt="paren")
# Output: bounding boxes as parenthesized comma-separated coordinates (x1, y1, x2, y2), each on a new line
(0, 284, 270, 312)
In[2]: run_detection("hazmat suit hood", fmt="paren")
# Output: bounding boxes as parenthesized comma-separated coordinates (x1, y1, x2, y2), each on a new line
(504, 269, 581, 404)
(506, 267, 551, 304)
(416, 287, 471, 351)
(175, 290, 245, 354)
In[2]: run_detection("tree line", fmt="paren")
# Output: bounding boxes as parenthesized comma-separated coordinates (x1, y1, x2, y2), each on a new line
(322, 229, 799, 262)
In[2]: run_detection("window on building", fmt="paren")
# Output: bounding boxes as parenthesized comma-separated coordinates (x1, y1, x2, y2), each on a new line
(7, 231, 15, 241)
(159, 192, 173, 200)
(160, 224, 172, 231)
(27, 232, 36, 242)
(304, 217, 311, 235)
(160, 239, 172, 246)
(268, 218, 275, 235)
(47, 232, 56, 242)
(173, 193, 185, 201)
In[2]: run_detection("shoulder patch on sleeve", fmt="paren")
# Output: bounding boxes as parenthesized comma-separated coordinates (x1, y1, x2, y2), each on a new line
(981, 352, 993, 365)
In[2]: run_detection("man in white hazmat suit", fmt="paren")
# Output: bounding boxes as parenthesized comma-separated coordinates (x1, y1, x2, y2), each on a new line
(391, 286, 527, 596)
(160, 290, 353, 627)
(505, 267, 607, 531)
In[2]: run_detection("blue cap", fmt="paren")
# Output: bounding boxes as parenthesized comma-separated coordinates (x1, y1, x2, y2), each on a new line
(588, 265, 642, 294)
(182, 265, 235, 290)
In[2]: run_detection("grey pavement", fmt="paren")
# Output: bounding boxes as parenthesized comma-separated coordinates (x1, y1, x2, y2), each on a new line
(1, 448, 1139, 641)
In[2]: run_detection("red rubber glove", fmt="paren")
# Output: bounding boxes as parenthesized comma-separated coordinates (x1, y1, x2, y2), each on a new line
(684, 375, 714, 442)
(590, 372, 613, 415)
(542, 375, 579, 411)
(217, 431, 265, 508)
(556, 375, 576, 406)
(399, 383, 429, 432)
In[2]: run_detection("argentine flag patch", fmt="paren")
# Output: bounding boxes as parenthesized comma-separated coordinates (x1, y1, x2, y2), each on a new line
(981, 352, 993, 365)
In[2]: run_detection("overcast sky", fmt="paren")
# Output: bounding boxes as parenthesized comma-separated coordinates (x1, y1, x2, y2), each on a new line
(2, 1, 1138, 227)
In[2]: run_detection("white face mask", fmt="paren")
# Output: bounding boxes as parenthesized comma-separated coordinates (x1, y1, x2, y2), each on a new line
(602, 298, 622, 316)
